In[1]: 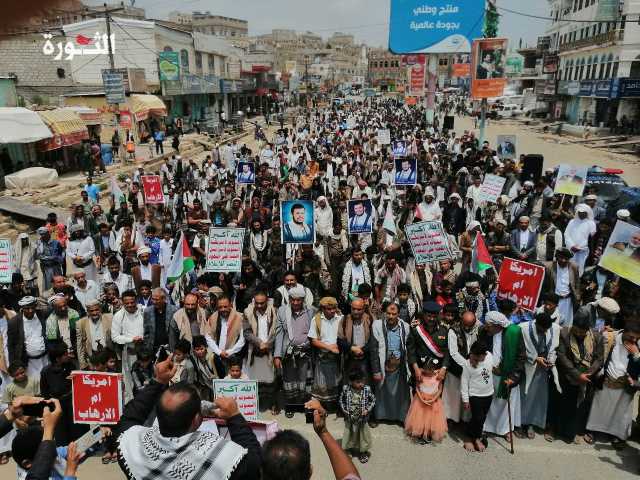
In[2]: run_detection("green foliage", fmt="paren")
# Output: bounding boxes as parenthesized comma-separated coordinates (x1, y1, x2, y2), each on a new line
(484, 3, 500, 39)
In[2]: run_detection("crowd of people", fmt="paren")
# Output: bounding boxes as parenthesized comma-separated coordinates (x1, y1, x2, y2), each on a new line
(0, 96, 639, 479)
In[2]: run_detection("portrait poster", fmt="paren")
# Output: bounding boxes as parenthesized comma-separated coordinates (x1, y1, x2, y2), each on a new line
(236, 161, 256, 184)
(479, 174, 507, 204)
(392, 140, 408, 157)
(71, 371, 123, 425)
(405, 221, 453, 265)
(205, 227, 245, 273)
(281, 200, 315, 244)
(394, 157, 417, 186)
(599, 221, 640, 286)
(497, 258, 545, 312)
(554, 164, 589, 196)
(496, 135, 517, 160)
(471, 38, 508, 99)
(348, 199, 375, 235)
(452, 53, 471, 77)
(141, 175, 165, 204)
(213, 380, 259, 421)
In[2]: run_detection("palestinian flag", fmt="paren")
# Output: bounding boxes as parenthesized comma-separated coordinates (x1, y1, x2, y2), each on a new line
(166, 232, 196, 282)
(471, 233, 494, 274)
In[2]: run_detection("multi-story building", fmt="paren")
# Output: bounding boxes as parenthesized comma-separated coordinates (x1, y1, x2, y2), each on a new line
(368, 48, 405, 92)
(168, 11, 248, 39)
(548, 0, 640, 127)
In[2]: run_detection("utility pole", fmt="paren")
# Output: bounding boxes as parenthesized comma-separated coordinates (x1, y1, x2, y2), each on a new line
(480, 0, 500, 144)
(304, 54, 311, 109)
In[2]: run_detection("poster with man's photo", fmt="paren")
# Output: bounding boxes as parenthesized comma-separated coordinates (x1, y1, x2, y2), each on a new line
(391, 140, 408, 157)
(281, 200, 315, 244)
(236, 161, 256, 184)
(554, 164, 589, 197)
(599, 220, 640, 286)
(347, 199, 374, 235)
(471, 38, 508, 99)
(394, 158, 417, 186)
(496, 135, 517, 160)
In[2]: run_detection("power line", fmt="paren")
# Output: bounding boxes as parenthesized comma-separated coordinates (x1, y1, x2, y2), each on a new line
(497, 6, 631, 24)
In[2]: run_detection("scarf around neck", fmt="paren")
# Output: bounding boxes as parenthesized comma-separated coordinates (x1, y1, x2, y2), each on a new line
(118, 424, 246, 480)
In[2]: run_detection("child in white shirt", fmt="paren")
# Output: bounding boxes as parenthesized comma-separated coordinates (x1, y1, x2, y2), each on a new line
(461, 341, 494, 452)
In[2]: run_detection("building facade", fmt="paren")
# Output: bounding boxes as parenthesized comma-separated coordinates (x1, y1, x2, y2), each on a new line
(368, 49, 405, 92)
(548, 0, 640, 127)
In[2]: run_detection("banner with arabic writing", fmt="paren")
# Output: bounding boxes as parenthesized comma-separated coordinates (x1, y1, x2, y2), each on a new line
(497, 258, 545, 312)
(205, 227, 245, 273)
(389, 0, 484, 54)
(405, 221, 453, 265)
(213, 380, 259, 420)
(71, 371, 123, 424)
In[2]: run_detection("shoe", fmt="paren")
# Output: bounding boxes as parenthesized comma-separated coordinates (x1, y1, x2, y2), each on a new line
(358, 453, 370, 464)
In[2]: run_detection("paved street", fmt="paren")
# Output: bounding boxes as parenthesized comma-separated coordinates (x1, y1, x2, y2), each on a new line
(1, 411, 637, 480)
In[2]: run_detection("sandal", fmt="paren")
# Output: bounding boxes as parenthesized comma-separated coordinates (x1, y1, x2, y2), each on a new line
(358, 453, 370, 464)
(0, 453, 10, 465)
(583, 433, 595, 445)
(544, 432, 554, 443)
(102, 453, 112, 464)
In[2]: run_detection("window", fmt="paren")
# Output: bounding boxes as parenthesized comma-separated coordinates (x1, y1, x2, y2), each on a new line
(180, 49, 189, 73)
(163, 46, 173, 52)
(208, 54, 215, 72)
(612, 56, 620, 77)
(579, 58, 585, 79)
(195, 52, 202, 70)
(439, 58, 448, 66)
(586, 56, 592, 78)
(599, 55, 606, 79)
(384, 61, 389, 68)
(56, 68, 65, 79)
(605, 53, 614, 78)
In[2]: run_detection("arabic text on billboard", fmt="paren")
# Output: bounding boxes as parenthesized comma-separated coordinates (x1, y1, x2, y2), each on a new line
(389, 0, 484, 54)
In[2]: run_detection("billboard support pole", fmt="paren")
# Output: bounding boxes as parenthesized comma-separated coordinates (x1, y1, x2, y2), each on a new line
(425, 54, 438, 125)
(479, 98, 487, 144)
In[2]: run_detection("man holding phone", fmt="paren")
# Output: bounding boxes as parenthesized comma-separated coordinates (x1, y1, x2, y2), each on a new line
(115, 356, 262, 480)
(2, 396, 65, 480)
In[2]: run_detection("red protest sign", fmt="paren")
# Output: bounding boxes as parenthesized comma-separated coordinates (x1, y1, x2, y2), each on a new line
(497, 258, 545, 312)
(71, 371, 123, 424)
(141, 175, 165, 204)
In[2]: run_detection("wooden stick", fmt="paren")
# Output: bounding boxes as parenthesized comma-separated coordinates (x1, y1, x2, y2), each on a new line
(506, 387, 515, 454)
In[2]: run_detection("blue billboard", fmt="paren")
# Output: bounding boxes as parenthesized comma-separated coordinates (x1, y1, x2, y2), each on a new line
(389, 0, 485, 54)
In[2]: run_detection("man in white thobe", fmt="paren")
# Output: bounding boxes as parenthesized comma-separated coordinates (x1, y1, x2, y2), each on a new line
(111, 290, 144, 402)
(565, 204, 596, 275)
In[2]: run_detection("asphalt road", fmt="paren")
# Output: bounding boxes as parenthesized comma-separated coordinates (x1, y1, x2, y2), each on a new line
(1, 411, 637, 480)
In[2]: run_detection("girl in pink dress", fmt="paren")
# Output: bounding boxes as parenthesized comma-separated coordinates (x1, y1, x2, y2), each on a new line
(404, 358, 447, 444)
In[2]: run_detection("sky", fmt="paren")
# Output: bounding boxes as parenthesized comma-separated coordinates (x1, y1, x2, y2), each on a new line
(88, 0, 551, 49)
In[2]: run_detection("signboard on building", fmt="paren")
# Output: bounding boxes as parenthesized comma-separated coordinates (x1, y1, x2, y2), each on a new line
(543, 55, 559, 74)
(102, 70, 126, 104)
(557, 80, 581, 96)
(504, 54, 523, 76)
(389, 0, 484, 54)
(596, 0, 620, 21)
(470, 38, 508, 99)
(618, 78, 640, 98)
(536, 36, 551, 53)
(451, 53, 471, 77)
(158, 51, 180, 81)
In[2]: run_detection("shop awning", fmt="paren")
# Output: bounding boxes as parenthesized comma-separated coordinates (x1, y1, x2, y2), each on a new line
(129, 94, 167, 122)
(63, 106, 102, 125)
(37, 109, 89, 151)
(0, 107, 52, 143)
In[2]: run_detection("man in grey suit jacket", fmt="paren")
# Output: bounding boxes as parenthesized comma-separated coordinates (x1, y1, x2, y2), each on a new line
(510, 215, 537, 262)
(142, 288, 179, 352)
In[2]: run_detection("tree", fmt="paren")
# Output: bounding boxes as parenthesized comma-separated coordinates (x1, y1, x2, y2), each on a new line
(484, 0, 499, 38)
